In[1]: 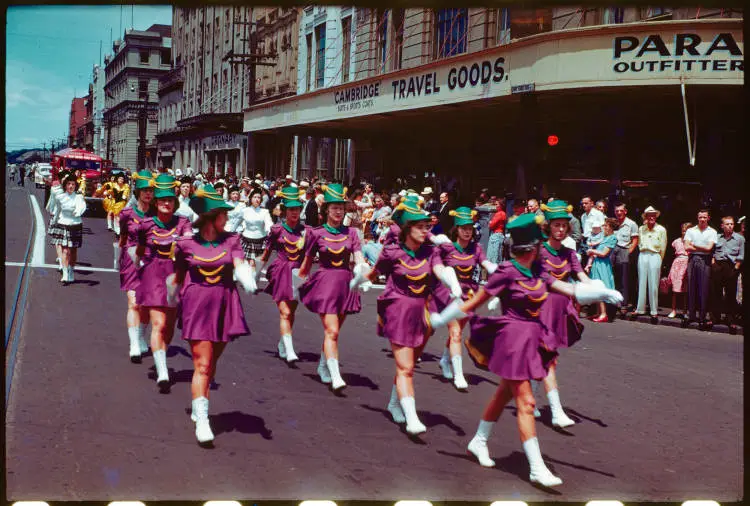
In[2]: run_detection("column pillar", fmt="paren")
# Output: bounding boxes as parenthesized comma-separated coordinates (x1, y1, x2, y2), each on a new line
(310, 136, 319, 179)
(291, 135, 299, 179)
(347, 138, 356, 185)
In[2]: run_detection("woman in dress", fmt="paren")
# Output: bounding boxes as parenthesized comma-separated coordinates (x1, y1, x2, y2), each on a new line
(102, 175, 116, 230)
(49, 170, 87, 284)
(237, 188, 273, 265)
(433, 207, 498, 391)
(294, 184, 369, 393)
(133, 174, 193, 392)
(360, 201, 463, 435)
(118, 170, 155, 362)
(585, 217, 618, 322)
(109, 174, 131, 268)
(667, 222, 692, 318)
(429, 214, 622, 487)
(166, 183, 253, 446)
(258, 186, 308, 364)
(533, 200, 595, 427)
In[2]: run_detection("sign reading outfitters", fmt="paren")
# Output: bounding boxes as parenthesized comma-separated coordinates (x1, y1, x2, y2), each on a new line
(244, 19, 742, 133)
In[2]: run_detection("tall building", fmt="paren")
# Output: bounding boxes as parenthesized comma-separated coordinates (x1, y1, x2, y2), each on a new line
(91, 64, 106, 158)
(103, 24, 172, 170)
(81, 85, 94, 151)
(68, 97, 86, 148)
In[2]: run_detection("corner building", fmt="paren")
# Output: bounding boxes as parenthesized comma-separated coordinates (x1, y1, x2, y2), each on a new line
(244, 7, 743, 209)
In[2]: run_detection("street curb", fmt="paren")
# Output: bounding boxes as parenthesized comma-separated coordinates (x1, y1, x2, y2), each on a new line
(621, 313, 743, 335)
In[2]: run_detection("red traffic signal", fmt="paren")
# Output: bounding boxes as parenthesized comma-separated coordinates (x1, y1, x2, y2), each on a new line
(547, 135, 559, 146)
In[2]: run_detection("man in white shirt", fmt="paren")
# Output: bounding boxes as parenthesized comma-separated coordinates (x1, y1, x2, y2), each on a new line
(612, 203, 639, 311)
(683, 209, 719, 328)
(580, 195, 605, 255)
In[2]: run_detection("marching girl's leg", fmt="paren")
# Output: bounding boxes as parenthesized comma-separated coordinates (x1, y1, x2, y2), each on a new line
(320, 313, 346, 391)
(189, 341, 226, 445)
(391, 342, 427, 435)
(278, 300, 299, 362)
(540, 360, 575, 428)
(149, 307, 177, 393)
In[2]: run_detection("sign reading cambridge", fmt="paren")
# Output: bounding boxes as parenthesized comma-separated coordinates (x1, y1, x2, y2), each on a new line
(613, 32, 743, 73)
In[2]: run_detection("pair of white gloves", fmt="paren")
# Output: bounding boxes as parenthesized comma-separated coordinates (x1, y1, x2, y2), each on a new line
(165, 261, 260, 307)
(429, 279, 624, 328)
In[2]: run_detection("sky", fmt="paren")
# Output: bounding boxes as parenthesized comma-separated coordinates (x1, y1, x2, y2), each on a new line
(5, 4, 173, 152)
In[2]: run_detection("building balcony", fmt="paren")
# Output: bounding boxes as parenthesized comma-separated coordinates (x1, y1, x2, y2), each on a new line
(159, 65, 185, 94)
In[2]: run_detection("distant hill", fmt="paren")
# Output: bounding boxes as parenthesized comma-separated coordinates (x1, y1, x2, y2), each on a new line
(6, 148, 45, 164)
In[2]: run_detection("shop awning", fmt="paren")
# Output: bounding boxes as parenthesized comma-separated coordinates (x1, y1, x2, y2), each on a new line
(53, 148, 103, 162)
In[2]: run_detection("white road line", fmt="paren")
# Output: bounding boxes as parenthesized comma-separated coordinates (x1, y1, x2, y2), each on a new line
(4, 262, 118, 273)
(28, 194, 46, 267)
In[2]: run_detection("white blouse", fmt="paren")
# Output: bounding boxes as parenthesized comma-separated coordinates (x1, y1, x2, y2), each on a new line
(239, 205, 273, 239)
(51, 186, 86, 226)
(225, 201, 246, 233)
(175, 195, 198, 223)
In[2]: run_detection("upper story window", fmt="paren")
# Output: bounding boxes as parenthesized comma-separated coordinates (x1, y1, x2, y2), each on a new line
(305, 33, 313, 92)
(315, 23, 326, 89)
(140, 50, 150, 64)
(603, 7, 625, 24)
(497, 8, 511, 45)
(433, 8, 468, 59)
(376, 9, 388, 72)
(341, 17, 352, 83)
(161, 48, 171, 65)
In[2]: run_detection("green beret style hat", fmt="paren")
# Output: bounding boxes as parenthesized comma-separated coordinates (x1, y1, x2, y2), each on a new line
(541, 199, 574, 221)
(189, 184, 234, 215)
(321, 183, 348, 204)
(152, 173, 180, 199)
(450, 206, 477, 226)
(506, 212, 545, 246)
(276, 185, 305, 208)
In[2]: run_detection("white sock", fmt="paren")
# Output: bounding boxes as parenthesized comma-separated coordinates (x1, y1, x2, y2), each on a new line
(127, 327, 141, 356)
(441, 347, 451, 362)
(387, 385, 406, 423)
(399, 396, 426, 433)
(523, 437, 546, 473)
(138, 324, 149, 353)
(474, 419, 495, 442)
(153, 349, 168, 382)
(282, 334, 297, 360)
(326, 358, 344, 383)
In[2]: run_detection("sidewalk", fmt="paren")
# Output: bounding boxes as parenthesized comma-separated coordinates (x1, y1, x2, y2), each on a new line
(617, 307, 743, 335)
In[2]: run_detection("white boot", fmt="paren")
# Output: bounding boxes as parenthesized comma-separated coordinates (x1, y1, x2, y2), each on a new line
(153, 349, 170, 392)
(192, 396, 214, 444)
(107, 215, 113, 230)
(467, 420, 496, 467)
(113, 243, 121, 270)
(60, 264, 68, 283)
(531, 380, 542, 418)
(548, 389, 575, 428)
(326, 358, 346, 391)
(113, 218, 121, 236)
(127, 327, 142, 363)
(523, 437, 562, 487)
(317, 354, 332, 384)
(277, 338, 287, 359)
(138, 324, 149, 354)
(399, 396, 426, 435)
(451, 355, 469, 390)
(387, 385, 406, 424)
(282, 334, 298, 363)
(56, 257, 63, 272)
(68, 266, 75, 283)
(439, 347, 453, 379)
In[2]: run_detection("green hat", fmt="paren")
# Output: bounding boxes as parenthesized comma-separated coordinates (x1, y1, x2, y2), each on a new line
(276, 185, 305, 208)
(506, 212, 545, 246)
(321, 183, 348, 203)
(449, 206, 477, 226)
(541, 199, 573, 221)
(133, 170, 154, 190)
(152, 173, 179, 199)
(394, 195, 430, 226)
(189, 184, 233, 215)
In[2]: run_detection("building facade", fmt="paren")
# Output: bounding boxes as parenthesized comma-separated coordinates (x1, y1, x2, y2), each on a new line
(68, 97, 86, 148)
(245, 7, 742, 210)
(103, 24, 172, 171)
(91, 64, 106, 158)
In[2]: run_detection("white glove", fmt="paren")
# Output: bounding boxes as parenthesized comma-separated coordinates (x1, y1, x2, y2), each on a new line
(127, 246, 141, 268)
(438, 266, 463, 299)
(429, 300, 468, 329)
(254, 259, 265, 282)
(165, 273, 180, 307)
(429, 234, 452, 246)
(358, 280, 373, 293)
(482, 260, 498, 274)
(574, 282, 624, 306)
(234, 262, 258, 294)
(487, 297, 500, 311)
(292, 268, 306, 300)
(349, 263, 372, 291)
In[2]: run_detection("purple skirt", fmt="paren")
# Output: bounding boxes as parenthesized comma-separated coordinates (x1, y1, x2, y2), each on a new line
(136, 257, 174, 307)
(539, 291, 583, 349)
(299, 268, 361, 315)
(468, 315, 558, 381)
(377, 295, 433, 348)
(179, 283, 250, 342)
(119, 252, 139, 292)
(264, 258, 297, 303)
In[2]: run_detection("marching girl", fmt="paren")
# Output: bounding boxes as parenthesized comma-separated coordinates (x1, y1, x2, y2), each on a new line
(293, 184, 369, 393)
(166, 183, 254, 446)
(432, 207, 498, 391)
(533, 200, 595, 428)
(358, 200, 463, 435)
(175, 176, 198, 223)
(225, 185, 246, 233)
(132, 174, 193, 392)
(49, 170, 87, 284)
(257, 186, 308, 364)
(429, 214, 622, 487)
(237, 188, 273, 264)
(109, 174, 131, 268)
(118, 170, 155, 363)
(46, 174, 64, 273)
(102, 175, 116, 230)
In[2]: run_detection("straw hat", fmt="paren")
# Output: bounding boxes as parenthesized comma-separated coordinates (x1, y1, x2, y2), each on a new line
(642, 205, 661, 219)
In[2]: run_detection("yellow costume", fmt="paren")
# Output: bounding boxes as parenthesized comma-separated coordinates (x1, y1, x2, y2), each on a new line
(77, 176, 87, 196)
(101, 181, 115, 213)
(109, 182, 130, 216)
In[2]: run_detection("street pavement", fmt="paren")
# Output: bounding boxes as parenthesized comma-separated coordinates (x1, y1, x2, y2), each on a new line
(5, 185, 743, 502)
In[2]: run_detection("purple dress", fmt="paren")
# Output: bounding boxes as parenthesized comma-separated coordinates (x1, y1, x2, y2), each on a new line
(537, 243, 584, 348)
(468, 262, 558, 380)
(433, 241, 486, 311)
(374, 243, 441, 348)
(136, 216, 193, 307)
(298, 226, 362, 315)
(383, 223, 402, 246)
(264, 222, 309, 303)
(174, 234, 250, 342)
(119, 206, 152, 292)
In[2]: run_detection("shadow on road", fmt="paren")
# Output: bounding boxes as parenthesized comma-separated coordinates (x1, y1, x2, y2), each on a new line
(68, 280, 100, 287)
(420, 410, 466, 436)
(358, 403, 397, 423)
(544, 453, 616, 478)
(341, 372, 379, 390)
(211, 411, 273, 440)
(562, 406, 609, 428)
(166, 345, 192, 359)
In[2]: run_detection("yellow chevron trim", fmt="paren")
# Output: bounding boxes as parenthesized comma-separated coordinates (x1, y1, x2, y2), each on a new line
(545, 258, 568, 269)
(405, 272, 428, 281)
(455, 265, 474, 273)
(288, 254, 300, 262)
(409, 284, 426, 294)
(152, 227, 177, 237)
(323, 235, 347, 242)
(199, 265, 224, 277)
(526, 308, 541, 317)
(527, 292, 548, 303)
(331, 259, 344, 267)
(327, 246, 346, 254)
(399, 258, 427, 270)
(284, 245, 300, 254)
(206, 275, 222, 284)
(451, 253, 474, 261)
(518, 279, 543, 291)
(192, 251, 228, 263)
(550, 271, 567, 280)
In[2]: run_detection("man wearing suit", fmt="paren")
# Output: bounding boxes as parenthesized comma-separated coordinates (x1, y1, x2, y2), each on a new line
(438, 192, 454, 233)
(303, 188, 321, 226)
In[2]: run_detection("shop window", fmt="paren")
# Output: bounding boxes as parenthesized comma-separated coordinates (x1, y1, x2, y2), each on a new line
(315, 23, 326, 89)
(305, 33, 313, 91)
(433, 8, 468, 59)
(391, 8, 405, 71)
(341, 17, 352, 82)
(496, 8, 511, 45)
